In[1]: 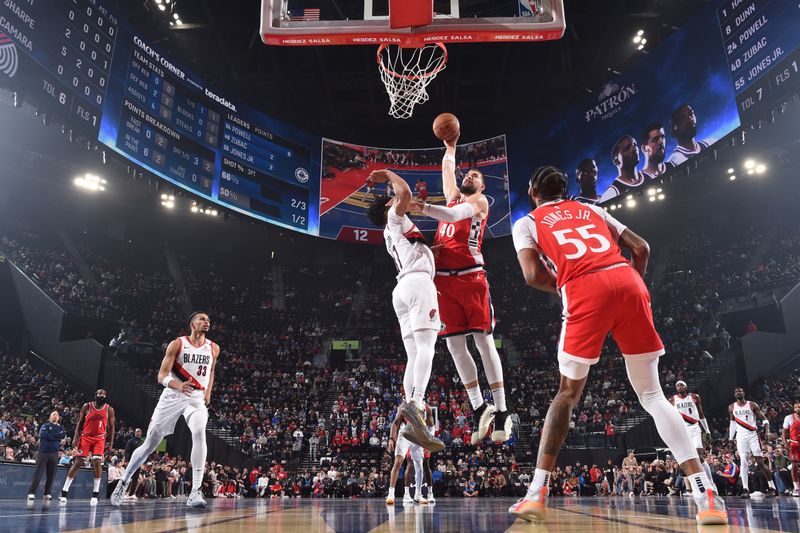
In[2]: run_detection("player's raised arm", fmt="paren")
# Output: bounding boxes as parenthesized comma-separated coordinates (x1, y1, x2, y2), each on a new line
(618, 228, 650, 279)
(158, 339, 195, 395)
(442, 136, 460, 202)
(370, 170, 412, 216)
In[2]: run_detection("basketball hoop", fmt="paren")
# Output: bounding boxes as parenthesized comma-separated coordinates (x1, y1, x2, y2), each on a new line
(376, 42, 447, 119)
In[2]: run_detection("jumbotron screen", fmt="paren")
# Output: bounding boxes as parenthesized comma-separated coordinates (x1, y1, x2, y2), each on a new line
(1, 0, 798, 240)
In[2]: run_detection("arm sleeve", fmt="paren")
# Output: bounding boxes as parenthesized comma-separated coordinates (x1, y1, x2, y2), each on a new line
(762, 418, 770, 429)
(512, 216, 538, 252)
(699, 418, 710, 434)
(729, 420, 737, 440)
(421, 201, 475, 222)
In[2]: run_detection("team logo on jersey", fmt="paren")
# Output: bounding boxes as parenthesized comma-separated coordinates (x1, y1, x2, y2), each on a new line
(0, 35, 18, 78)
(585, 82, 638, 123)
(295, 167, 309, 183)
(429, 309, 437, 320)
(439, 321, 446, 332)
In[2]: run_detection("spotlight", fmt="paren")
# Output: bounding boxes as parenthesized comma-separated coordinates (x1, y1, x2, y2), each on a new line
(727, 168, 734, 174)
(158, 3, 165, 10)
(637, 44, 644, 50)
(626, 199, 636, 208)
(649, 196, 656, 202)
(657, 193, 665, 200)
(747, 169, 755, 175)
(190, 205, 199, 213)
(755, 164, 766, 174)
(610, 205, 616, 211)
(173, 12, 179, 19)
(211, 209, 218, 216)
(640, 38, 647, 44)
(636, 29, 644, 36)
(729, 174, 736, 181)
(647, 188, 656, 196)
(617, 204, 622, 210)
(633, 35, 641, 44)
(744, 159, 755, 169)
(175, 19, 182, 25)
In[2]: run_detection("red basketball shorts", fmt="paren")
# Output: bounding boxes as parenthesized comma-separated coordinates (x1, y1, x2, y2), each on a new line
(434, 270, 495, 337)
(789, 442, 800, 462)
(558, 265, 664, 374)
(76, 435, 106, 459)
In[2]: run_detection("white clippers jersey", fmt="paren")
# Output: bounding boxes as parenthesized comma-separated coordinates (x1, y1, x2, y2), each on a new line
(171, 336, 214, 390)
(384, 205, 435, 281)
(732, 401, 758, 436)
(673, 394, 700, 426)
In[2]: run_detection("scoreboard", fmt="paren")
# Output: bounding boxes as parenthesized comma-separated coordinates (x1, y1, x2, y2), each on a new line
(718, 0, 800, 122)
(98, 32, 318, 232)
(0, 0, 116, 131)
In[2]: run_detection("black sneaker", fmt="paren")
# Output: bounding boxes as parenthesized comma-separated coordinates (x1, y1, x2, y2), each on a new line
(470, 403, 497, 445)
(400, 402, 445, 452)
(766, 488, 778, 498)
(740, 489, 750, 499)
(491, 410, 513, 443)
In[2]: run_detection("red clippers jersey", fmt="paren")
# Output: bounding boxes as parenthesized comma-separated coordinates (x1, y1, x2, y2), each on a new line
(82, 402, 109, 438)
(416, 181, 428, 195)
(433, 197, 486, 271)
(512, 199, 628, 288)
(783, 413, 800, 441)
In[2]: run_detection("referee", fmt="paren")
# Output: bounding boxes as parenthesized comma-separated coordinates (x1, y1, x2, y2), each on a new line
(27, 411, 66, 500)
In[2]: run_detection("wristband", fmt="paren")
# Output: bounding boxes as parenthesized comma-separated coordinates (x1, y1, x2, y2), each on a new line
(442, 154, 456, 164)
(162, 375, 175, 388)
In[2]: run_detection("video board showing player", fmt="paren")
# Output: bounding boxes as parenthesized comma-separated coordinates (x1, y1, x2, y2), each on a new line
(319, 136, 511, 244)
(506, 2, 741, 220)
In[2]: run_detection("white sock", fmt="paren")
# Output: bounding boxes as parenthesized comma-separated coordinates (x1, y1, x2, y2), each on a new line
(701, 461, 717, 491)
(93, 478, 101, 493)
(768, 480, 776, 490)
(491, 387, 506, 412)
(527, 468, 551, 496)
(467, 385, 484, 410)
(62, 477, 74, 492)
(411, 329, 436, 407)
(388, 487, 395, 497)
(686, 471, 713, 495)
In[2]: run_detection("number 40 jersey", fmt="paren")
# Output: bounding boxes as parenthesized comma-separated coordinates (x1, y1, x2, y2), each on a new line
(512, 199, 628, 289)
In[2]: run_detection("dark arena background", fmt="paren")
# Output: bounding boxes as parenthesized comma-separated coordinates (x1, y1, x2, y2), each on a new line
(1, 0, 800, 531)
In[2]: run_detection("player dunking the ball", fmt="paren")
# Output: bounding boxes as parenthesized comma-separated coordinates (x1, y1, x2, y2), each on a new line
(111, 312, 219, 508)
(509, 166, 727, 525)
(60, 389, 115, 505)
(413, 127, 512, 445)
(367, 169, 444, 453)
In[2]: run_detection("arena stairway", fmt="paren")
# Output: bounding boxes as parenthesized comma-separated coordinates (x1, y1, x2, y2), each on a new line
(297, 379, 344, 471)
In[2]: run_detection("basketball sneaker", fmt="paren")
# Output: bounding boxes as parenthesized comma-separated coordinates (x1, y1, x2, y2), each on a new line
(386, 494, 395, 505)
(27, 494, 34, 501)
(509, 486, 548, 522)
(415, 495, 428, 505)
(491, 410, 513, 443)
(402, 492, 414, 504)
(428, 493, 436, 504)
(110, 479, 130, 507)
(400, 403, 445, 452)
(765, 487, 779, 498)
(792, 489, 800, 497)
(186, 489, 207, 508)
(90, 497, 98, 506)
(739, 488, 750, 499)
(694, 488, 728, 525)
(470, 403, 496, 446)
(44, 495, 52, 501)
(59, 491, 68, 504)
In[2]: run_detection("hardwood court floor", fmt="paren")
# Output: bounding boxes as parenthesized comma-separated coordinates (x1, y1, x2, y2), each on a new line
(5, 495, 800, 532)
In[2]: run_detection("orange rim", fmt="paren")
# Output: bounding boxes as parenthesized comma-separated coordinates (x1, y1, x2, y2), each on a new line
(376, 42, 448, 81)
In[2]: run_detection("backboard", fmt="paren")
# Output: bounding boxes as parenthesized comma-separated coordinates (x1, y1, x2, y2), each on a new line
(261, 0, 565, 47)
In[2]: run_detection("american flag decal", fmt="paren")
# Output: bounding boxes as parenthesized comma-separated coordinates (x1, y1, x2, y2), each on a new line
(0, 33, 18, 78)
(288, 8, 321, 21)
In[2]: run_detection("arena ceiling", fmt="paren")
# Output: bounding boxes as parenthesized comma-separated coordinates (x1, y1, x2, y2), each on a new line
(110, 0, 710, 145)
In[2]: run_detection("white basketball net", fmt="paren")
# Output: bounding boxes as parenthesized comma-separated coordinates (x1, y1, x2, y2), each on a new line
(377, 43, 448, 119)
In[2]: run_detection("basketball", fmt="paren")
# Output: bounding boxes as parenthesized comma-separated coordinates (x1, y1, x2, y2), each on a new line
(433, 113, 460, 142)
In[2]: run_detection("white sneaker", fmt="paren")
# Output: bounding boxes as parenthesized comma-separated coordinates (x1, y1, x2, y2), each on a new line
(27, 494, 34, 501)
(186, 489, 207, 508)
(792, 489, 800, 497)
(428, 494, 436, 504)
(386, 493, 396, 505)
(59, 496, 67, 504)
(402, 493, 413, 504)
(44, 495, 52, 501)
(416, 496, 428, 505)
(694, 488, 728, 525)
(110, 480, 129, 507)
(90, 497, 98, 506)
